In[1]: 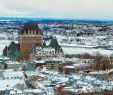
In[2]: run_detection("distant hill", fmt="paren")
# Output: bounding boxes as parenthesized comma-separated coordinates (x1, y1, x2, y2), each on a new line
(0, 17, 113, 23)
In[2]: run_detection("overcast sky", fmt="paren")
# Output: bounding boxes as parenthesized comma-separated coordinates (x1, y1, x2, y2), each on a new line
(0, 0, 113, 20)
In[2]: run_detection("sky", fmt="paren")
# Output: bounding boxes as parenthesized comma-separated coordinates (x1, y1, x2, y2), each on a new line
(0, 0, 113, 20)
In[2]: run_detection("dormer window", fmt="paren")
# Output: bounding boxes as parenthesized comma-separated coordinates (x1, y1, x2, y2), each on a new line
(20, 22, 42, 35)
(34, 30, 36, 34)
(28, 30, 31, 35)
(31, 29, 34, 35)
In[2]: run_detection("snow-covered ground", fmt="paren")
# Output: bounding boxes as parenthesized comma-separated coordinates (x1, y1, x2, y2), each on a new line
(26, 68, 113, 94)
(54, 35, 113, 56)
(62, 47, 113, 56)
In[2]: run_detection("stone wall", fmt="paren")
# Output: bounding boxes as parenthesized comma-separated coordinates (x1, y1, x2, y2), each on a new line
(62, 90, 113, 95)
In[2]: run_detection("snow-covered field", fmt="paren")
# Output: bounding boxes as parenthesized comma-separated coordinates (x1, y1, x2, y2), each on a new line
(55, 35, 113, 56)
(62, 47, 113, 56)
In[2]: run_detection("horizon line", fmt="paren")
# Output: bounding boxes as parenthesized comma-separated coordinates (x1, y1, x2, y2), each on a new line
(0, 16, 113, 22)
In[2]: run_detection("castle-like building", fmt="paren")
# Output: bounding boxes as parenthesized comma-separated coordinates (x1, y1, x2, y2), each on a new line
(19, 22, 43, 54)
(17, 22, 43, 60)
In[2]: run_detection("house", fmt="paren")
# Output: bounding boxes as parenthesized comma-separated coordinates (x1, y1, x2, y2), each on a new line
(5, 61, 21, 70)
(32, 45, 56, 60)
(0, 70, 26, 92)
(31, 60, 46, 69)
(63, 66, 75, 74)
(45, 58, 63, 71)
(31, 42, 64, 60)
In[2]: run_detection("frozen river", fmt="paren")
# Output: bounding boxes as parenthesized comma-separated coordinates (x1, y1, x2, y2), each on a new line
(62, 46, 113, 56)
(0, 40, 113, 56)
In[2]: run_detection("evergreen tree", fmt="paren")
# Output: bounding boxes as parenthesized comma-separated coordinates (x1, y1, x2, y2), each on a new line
(49, 36, 63, 53)
(49, 36, 59, 49)
(6, 41, 21, 60)
(11, 50, 21, 60)
(42, 41, 47, 47)
(3, 46, 8, 56)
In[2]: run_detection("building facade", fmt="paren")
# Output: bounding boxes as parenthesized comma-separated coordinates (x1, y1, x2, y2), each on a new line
(19, 22, 43, 54)
(17, 22, 43, 60)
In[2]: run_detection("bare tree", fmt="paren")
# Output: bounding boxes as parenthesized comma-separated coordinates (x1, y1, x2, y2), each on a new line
(93, 52, 111, 71)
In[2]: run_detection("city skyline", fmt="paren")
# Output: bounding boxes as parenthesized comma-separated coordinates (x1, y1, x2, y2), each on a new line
(0, 0, 113, 20)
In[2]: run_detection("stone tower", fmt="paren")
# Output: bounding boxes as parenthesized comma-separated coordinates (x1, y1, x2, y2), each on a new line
(18, 22, 43, 60)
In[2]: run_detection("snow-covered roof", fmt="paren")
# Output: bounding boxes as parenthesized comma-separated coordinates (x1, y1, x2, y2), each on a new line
(31, 89, 43, 93)
(0, 79, 26, 91)
(32, 60, 45, 64)
(5, 61, 20, 64)
(0, 56, 10, 60)
(73, 63, 90, 67)
(63, 66, 75, 69)
(0, 70, 24, 80)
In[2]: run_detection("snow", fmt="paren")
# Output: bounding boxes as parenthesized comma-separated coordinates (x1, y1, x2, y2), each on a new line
(72, 76, 81, 80)
(0, 40, 11, 55)
(0, 55, 10, 60)
(10, 90, 16, 94)
(73, 63, 90, 68)
(45, 40, 51, 46)
(2, 70, 24, 80)
(5, 61, 20, 64)
(63, 66, 75, 69)
(54, 34, 113, 56)
(32, 60, 45, 64)
(0, 38, 18, 55)
(24, 67, 113, 94)
(0, 70, 26, 91)
(32, 89, 43, 93)
(0, 79, 25, 91)
(89, 68, 113, 74)
(62, 47, 113, 56)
